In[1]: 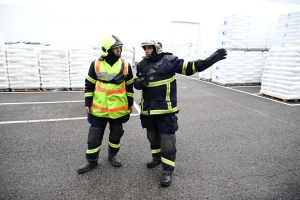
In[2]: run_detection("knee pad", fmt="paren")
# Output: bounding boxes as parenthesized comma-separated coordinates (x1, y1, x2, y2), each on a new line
(87, 126, 104, 145)
(109, 124, 124, 143)
(147, 131, 160, 146)
(161, 134, 176, 153)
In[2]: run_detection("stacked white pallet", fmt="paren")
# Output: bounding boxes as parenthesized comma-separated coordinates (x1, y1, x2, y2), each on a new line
(260, 11, 300, 101)
(0, 45, 9, 89)
(262, 51, 269, 82)
(6, 43, 40, 89)
(211, 51, 244, 85)
(68, 47, 93, 89)
(39, 46, 70, 89)
(243, 51, 263, 84)
(272, 12, 300, 48)
(91, 45, 102, 60)
(121, 46, 134, 67)
(247, 17, 268, 50)
(260, 47, 300, 100)
(217, 14, 251, 50)
(198, 51, 213, 81)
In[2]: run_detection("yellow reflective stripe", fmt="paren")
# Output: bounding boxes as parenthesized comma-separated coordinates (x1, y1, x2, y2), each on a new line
(85, 92, 94, 97)
(87, 75, 96, 84)
(192, 62, 197, 73)
(152, 149, 161, 154)
(148, 76, 176, 87)
(166, 82, 172, 109)
(86, 145, 101, 154)
(182, 61, 188, 75)
(108, 141, 120, 148)
(126, 77, 134, 85)
(126, 92, 133, 97)
(161, 157, 175, 167)
(141, 107, 179, 115)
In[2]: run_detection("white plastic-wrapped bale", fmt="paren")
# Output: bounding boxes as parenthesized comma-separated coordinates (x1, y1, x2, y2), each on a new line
(68, 47, 93, 89)
(0, 44, 9, 89)
(6, 43, 40, 89)
(212, 50, 244, 85)
(247, 17, 268, 50)
(39, 46, 70, 89)
(260, 47, 300, 100)
(121, 46, 134, 67)
(272, 11, 300, 48)
(198, 50, 213, 81)
(217, 14, 251, 50)
(243, 51, 263, 84)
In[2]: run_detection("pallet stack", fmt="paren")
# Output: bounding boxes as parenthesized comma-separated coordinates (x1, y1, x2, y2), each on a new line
(260, 11, 300, 102)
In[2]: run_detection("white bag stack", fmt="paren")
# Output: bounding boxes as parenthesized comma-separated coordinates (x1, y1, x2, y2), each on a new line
(121, 46, 134, 67)
(39, 46, 70, 89)
(212, 51, 244, 85)
(260, 11, 300, 100)
(260, 47, 300, 100)
(217, 14, 251, 49)
(272, 12, 300, 48)
(0, 45, 8, 89)
(198, 51, 213, 81)
(243, 51, 263, 83)
(6, 43, 40, 89)
(68, 47, 93, 89)
(247, 17, 268, 50)
(91, 45, 102, 60)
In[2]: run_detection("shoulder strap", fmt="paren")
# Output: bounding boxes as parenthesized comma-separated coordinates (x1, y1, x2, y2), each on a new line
(146, 55, 165, 76)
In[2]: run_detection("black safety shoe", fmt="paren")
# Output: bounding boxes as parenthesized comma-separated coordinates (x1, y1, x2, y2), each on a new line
(108, 155, 122, 167)
(160, 173, 172, 187)
(147, 160, 162, 168)
(78, 161, 98, 174)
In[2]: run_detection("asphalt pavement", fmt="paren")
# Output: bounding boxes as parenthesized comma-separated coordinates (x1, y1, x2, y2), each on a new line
(1, 74, 300, 200)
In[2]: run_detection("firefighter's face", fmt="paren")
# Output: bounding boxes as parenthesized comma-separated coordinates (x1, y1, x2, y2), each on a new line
(112, 46, 122, 57)
(143, 45, 153, 57)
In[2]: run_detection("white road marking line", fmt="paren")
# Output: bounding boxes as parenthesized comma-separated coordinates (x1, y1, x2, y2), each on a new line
(0, 100, 84, 105)
(180, 75, 300, 107)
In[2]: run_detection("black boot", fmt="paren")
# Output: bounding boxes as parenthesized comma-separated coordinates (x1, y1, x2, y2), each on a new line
(108, 155, 122, 167)
(160, 172, 172, 187)
(147, 159, 162, 168)
(78, 161, 98, 174)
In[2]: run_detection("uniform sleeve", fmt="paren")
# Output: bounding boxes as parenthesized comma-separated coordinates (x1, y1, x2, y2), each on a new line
(125, 63, 134, 107)
(167, 55, 198, 76)
(84, 60, 97, 107)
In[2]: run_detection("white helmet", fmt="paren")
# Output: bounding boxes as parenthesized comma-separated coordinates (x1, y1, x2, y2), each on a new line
(140, 39, 162, 54)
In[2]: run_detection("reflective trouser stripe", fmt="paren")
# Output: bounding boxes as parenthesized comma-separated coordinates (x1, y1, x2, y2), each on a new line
(161, 157, 175, 167)
(152, 149, 161, 154)
(86, 145, 101, 154)
(108, 141, 120, 148)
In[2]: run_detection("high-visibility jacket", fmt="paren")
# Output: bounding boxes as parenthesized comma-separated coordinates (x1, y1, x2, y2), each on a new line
(91, 58, 130, 119)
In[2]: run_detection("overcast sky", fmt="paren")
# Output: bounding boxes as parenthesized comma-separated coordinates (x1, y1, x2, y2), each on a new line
(1, 0, 300, 52)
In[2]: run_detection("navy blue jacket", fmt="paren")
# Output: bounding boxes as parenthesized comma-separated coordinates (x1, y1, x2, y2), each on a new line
(135, 53, 198, 115)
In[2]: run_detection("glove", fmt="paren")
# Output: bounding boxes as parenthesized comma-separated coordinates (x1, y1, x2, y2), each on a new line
(194, 48, 227, 72)
(205, 48, 227, 67)
(134, 77, 148, 90)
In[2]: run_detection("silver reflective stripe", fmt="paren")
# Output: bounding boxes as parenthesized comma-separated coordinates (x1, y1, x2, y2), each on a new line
(96, 72, 107, 79)
(107, 73, 118, 81)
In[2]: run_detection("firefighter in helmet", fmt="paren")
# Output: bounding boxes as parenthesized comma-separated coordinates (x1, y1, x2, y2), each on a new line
(134, 39, 227, 187)
(78, 35, 134, 174)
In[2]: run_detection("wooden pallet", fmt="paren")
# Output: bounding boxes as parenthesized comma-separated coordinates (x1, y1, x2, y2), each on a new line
(199, 78, 212, 82)
(70, 87, 85, 91)
(260, 93, 299, 103)
(10, 88, 41, 92)
(0, 88, 10, 92)
(41, 88, 70, 92)
(212, 81, 261, 87)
